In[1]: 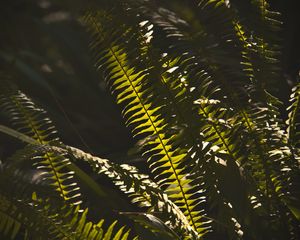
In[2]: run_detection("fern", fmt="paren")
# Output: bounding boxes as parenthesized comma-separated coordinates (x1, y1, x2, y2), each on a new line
(0, 181, 131, 240)
(1, 1, 300, 239)
(0, 136, 134, 240)
(65, 145, 199, 239)
(83, 11, 209, 237)
(0, 123, 198, 239)
(0, 85, 82, 206)
(114, 3, 254, 237)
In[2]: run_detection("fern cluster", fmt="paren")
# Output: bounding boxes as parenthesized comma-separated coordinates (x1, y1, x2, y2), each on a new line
(0, 0, 299, 239)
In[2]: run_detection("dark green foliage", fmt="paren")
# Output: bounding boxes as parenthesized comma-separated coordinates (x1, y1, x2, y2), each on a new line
(0, 0, 299, 239)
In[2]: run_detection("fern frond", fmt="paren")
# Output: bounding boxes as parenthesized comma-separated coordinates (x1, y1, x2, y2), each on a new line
(156, 59, 247, 237)
(118, 2, 299, 238)
(65, 145, 199, 239)
(0, 154, 133, 240)
(0, 123, 198, 239)
(229, 0, 282, 93)
(0, 193, 132, 240)
(83, 11, 209, 236)
(229, 0, 282, 40)
(0, 197, 21, 240)
(83, 5, 260, 237)
(171, 3, 293, 227)
(0, 85, 82, 205)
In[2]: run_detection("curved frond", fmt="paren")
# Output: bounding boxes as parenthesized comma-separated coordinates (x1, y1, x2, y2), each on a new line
(0, 148, 133, 240)
(0, 192, 131, 240)
(66, 145, 199, 239)
(0, 124, 198, 239)
(0, 84, 82, 205)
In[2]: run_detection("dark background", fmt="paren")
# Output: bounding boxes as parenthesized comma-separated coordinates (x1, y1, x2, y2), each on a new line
(269, 0, 300, 82)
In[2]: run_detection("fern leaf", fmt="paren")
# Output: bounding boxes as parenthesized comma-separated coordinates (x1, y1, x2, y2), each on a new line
(120, 2, 299, 238)
(83, 11, 208, 236)
(0, 85, 82, 205)
(0, 122, 199, 240)
(65, 145, 199, 239)
(0, 166, 133, 240)
(0, 202, 21, 240)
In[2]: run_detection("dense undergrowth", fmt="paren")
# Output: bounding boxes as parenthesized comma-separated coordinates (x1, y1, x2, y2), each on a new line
(0, 0, 299, 239)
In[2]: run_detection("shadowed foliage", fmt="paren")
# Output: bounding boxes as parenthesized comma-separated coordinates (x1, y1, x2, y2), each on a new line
(0, 0, 299, 239)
